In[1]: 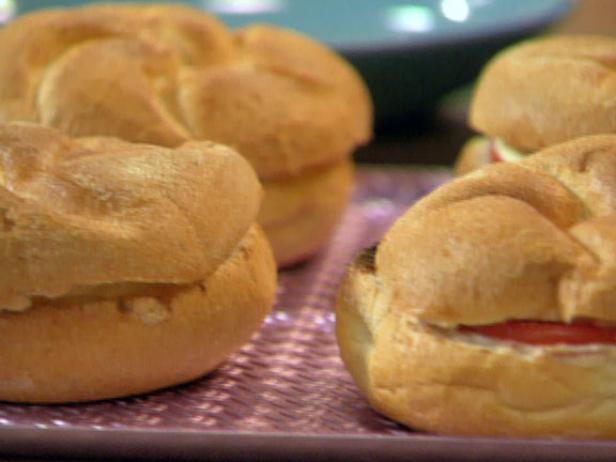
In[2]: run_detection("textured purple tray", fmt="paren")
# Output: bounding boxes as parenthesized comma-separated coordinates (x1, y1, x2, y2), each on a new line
(2, 167, 616, 461)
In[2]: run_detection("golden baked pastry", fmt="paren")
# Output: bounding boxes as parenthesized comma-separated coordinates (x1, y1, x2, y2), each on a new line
(338, 135, 616, 438)
(0, 122, 276, 403)
(0, 3, 373, 266)
(454, 35, 616, 175)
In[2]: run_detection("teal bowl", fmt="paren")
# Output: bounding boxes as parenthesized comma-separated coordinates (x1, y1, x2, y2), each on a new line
(2, 0, 574, 123)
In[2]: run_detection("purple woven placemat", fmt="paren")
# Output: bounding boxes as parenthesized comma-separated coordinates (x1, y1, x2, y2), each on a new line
(0, 167, 450, 435)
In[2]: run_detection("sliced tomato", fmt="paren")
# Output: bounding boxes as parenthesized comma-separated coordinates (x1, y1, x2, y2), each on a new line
(459, 320, 616, 346)
(489, 140, 503, 163)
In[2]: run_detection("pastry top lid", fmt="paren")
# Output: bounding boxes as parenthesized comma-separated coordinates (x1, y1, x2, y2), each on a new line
(378, 135, 616, 326)
(0, 122, 260, 311)
(470, 35, 616, 152)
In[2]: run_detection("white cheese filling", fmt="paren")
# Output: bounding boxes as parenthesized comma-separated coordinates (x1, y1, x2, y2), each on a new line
(493, 138, 526, 163)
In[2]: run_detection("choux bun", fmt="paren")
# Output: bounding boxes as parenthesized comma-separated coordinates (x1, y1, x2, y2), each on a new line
(0, 122, 276, 403)
(339, 135, 616, 438)
(455, 35, 616, 175)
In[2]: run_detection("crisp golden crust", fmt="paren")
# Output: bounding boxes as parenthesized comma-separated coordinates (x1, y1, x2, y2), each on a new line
(337, 135, 616, 437)
(470, 35, 616, 152)
(259, 159, 354, 266)
(0, 123, 276, 402)
(0, 3, 372, 180)
(0, 225, 276, 403)
(383, 136, 616, 325)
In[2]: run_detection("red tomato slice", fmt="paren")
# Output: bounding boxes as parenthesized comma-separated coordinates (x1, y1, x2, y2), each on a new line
(489, 141, 503, 163)
(459, 320, 616, 346)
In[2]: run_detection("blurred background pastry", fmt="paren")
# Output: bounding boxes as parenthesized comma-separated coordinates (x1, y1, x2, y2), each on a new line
(0, 3, 373, 267)
(455, 34, 616, 175)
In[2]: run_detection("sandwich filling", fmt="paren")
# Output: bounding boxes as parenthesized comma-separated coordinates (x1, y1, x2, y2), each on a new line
(490, 138, 526, 163)
(459, 320, 616, 346)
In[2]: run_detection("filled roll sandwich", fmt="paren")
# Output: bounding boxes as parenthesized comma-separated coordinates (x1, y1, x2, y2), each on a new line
(339, 135, 616, 438)
(456, 35, 616, 175)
